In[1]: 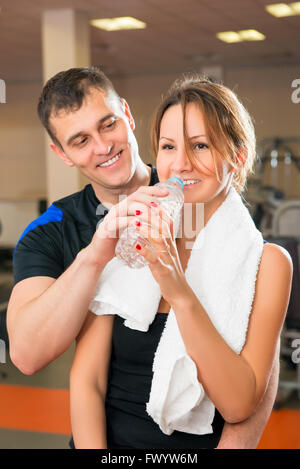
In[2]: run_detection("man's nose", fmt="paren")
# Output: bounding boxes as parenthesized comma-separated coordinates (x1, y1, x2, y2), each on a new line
(93, 134, 113, 156)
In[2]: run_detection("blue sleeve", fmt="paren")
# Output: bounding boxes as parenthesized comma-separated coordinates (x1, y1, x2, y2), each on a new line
(13, 204, 64, 285)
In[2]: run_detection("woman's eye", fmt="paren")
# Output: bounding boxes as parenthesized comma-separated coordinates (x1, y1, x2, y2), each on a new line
(194, 142, 209, 151)
(161, 144, 174, 150)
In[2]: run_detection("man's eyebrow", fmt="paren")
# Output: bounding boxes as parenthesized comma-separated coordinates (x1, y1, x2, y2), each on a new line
(66, 113, 115, 146)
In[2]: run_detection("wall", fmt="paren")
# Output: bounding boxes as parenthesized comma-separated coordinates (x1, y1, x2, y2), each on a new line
(1, 63, 299, 201)
(0, 81, 46, 200)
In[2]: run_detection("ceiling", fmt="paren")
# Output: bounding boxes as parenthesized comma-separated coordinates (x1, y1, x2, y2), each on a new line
(1, 0, 300, 82)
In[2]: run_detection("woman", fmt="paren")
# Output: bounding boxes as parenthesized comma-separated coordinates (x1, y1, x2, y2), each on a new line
(70, 74, 293, 449)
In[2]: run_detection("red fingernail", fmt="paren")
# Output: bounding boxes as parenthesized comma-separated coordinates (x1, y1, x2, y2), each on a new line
(135, 243, 142, 250)
(150, 201, 158, 208)
(135, 210, 142, 215)
(135, 220, 141, 227)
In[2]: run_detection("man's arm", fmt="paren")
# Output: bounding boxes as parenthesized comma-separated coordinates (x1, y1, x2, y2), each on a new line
(7, 201, 130, 375)
(7, 243, 106, 375)
(7, 184, 175, 375)
(216, 341, 280, 449)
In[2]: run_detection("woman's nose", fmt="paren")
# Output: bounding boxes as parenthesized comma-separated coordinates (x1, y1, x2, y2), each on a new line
(170, 147, 194, 172)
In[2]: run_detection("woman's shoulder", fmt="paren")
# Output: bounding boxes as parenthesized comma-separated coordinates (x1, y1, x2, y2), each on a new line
(261, 241, 293, 275)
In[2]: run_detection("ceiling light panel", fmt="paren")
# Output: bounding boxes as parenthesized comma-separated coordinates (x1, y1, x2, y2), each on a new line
(265, 2, 300, 17)
(90, 17, 147, 31)
(238, 29, 266, 41)
(217, 30, 266, 43)
(216, 31, 242, 43)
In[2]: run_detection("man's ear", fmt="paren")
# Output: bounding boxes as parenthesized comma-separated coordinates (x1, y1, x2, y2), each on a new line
(50, 142, 75, 167)
(120, 98, 135, 131)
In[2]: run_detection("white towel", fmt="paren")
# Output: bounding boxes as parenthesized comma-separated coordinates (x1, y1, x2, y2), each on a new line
(89, 256, 161, 332)
(90, 186, 264, 435)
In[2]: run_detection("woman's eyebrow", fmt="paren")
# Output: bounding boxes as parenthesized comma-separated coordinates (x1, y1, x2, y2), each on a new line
(159, 134, 207, 141)
(159, 136, 175, 141)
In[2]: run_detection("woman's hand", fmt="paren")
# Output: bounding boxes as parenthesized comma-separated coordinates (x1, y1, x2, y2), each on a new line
(131, 203, 192, 307)
(89, 185, 169, 267)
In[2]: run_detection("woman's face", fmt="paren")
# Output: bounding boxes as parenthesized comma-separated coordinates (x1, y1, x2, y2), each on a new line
(156, 102, 234, 205)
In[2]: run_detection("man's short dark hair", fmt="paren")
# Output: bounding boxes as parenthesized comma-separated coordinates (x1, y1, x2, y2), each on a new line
(37, 67, 120, 149)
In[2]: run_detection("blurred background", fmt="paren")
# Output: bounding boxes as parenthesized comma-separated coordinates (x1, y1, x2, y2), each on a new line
(0, 0, 300, 449)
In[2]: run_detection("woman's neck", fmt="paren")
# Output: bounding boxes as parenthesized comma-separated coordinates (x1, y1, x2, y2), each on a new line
(179, 183, 232, 249)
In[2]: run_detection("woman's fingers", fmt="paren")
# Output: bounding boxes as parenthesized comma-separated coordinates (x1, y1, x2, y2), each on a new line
(133, 207, 173, 241)
(133, 216, 174, 260)
(135, 237, 174, 272)
(114, 185, 169, 217)
(96, 184, 174, 244)
(134, 204, 174, 236)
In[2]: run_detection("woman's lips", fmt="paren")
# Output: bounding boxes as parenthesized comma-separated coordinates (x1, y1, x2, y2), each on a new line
(182, 179, 202, 189)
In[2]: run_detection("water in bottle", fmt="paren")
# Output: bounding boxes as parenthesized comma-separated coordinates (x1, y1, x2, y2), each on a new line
(115, 176, 184, 268)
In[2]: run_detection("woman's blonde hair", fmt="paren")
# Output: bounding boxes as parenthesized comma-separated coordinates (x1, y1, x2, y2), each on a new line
(151, 73, 257, 195)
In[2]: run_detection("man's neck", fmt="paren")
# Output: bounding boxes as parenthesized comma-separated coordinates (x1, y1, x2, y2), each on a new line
(91, 161, 152, 208)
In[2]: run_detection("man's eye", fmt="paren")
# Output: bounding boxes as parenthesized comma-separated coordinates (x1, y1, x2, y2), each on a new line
(102, 118, 117, 131)
(74, 137, 88, 147)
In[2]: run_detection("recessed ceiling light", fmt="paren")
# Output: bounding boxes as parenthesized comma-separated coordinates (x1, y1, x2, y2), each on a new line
(290, 2, 300, 13)
(265, 2, 300, 17)
(216, 31, 242, 43)
(238, 29, 266, 41)
(216, 29, 265, 43)
(90, 16, 146, 31)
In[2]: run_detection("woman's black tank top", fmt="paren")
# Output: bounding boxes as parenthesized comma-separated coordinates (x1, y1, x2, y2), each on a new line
(105, 313, 224, 449)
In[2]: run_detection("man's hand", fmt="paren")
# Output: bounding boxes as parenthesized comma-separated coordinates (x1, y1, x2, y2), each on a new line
(215, 345, 280, 449)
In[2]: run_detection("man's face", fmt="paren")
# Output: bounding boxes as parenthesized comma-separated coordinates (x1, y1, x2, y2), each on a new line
(49, 87, 139, 190)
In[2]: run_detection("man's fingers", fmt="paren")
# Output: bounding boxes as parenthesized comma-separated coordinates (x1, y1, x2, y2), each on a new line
(96, 215, 136, 239)
(134, 185, 169, 198)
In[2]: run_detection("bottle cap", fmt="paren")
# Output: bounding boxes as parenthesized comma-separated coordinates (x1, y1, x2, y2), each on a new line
(167, 176, 184, 190)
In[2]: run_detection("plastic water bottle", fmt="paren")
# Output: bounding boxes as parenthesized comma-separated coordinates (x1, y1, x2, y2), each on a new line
(115, 176, 184, 268)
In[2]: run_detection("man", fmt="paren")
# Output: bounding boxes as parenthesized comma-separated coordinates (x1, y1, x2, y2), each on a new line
(7, 67, 278, 448)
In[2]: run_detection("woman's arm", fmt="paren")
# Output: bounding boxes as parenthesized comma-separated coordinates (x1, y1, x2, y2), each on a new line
(172, 243, 292, 423)
(137, 219, 292, 424)
(216, 340, 280, 449)
(69, 312, 114, 449)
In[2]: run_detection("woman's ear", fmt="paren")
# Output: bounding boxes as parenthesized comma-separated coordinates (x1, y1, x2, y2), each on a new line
(120, 98, 136, 131)
(50, 142, 75, 167)
(231, 150, 248, 173)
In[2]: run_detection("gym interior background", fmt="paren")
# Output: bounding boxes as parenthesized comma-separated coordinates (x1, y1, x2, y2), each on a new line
(0, 0, 300, 449)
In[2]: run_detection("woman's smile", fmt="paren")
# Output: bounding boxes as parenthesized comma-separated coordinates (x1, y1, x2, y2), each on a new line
(182, 179, 202, 189)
